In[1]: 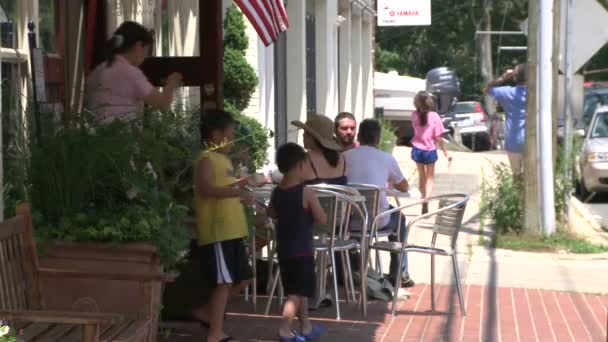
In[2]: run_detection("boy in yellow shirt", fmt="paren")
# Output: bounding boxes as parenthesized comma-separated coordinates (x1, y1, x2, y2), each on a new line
(191, 109, 260, 342)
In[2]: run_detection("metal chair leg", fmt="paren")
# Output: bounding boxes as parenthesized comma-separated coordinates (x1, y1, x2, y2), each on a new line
(340, 250, 350, 303)
(330, 249, 341, 320)
(264, 265, 281, 316)
(430, 254, 436, 312)
(391, 250, 405, 316)
(344, 250, 357, 302)
(452, 254, 466, 316)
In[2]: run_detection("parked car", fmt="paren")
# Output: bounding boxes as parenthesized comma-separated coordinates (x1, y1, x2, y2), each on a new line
(578, 105, 608, 196)
(447, 101, 493, 151)
(558, 87, 608, 145)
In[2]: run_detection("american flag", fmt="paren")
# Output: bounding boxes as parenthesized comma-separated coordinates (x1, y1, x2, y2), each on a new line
(235, 0, 289, 46)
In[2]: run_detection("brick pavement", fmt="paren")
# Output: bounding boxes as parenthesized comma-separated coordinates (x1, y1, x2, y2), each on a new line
(159, 284, 608, 341)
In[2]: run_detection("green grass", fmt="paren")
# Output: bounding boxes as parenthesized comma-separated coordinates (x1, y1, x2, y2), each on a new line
(493, 231, 608, 254)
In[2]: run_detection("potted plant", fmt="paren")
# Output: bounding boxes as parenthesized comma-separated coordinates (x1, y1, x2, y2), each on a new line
(4, 110, 191, 342)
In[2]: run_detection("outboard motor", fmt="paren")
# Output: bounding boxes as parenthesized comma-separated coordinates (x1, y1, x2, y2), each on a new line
(425, 67, 461, 115)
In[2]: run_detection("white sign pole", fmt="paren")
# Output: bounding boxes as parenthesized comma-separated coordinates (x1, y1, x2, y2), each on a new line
(377, 0, 431, 26)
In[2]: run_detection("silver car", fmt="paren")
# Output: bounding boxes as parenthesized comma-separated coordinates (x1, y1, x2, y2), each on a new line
(579, 105, 608, 195)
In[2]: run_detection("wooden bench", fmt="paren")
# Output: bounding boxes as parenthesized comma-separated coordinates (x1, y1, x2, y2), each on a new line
(0, 205, 171, 341)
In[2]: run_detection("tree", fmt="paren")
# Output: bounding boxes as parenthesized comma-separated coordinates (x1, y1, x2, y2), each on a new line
(222, 5, 269, 172)
(223, 5, 258, 111)
(375, 0, 528, 101)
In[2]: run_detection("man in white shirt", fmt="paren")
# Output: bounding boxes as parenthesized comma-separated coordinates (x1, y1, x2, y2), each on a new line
(344, 119, 414, 287)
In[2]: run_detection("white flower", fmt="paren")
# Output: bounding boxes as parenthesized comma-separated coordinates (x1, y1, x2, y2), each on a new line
(0, 325, 10, 337)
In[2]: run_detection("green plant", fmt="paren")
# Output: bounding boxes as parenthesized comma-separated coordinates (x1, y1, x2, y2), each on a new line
(223, 5, 258, 112)
(0, 322, 17, 342)
(225, 102, 271, 173)
(12, 113, 190, 268)
(378, 119, 397, 153)
(481, 162, 524, 235)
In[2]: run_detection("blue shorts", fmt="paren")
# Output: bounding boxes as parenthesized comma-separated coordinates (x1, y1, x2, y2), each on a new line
(411, 147, 438, 164)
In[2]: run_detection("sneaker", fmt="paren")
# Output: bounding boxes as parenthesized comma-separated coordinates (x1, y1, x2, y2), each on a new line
(302, 324, 324, 341)
(401, 275, 416, 288)
(279, 332, 306, 342)
(390, 274, 415, 288)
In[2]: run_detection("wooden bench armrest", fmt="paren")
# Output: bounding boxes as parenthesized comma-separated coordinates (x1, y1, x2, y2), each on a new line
(38, 267, 178, 282)
(0, 310, 124, 325)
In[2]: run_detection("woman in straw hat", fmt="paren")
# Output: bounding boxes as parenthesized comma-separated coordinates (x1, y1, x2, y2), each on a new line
(291, 115, 347, 186)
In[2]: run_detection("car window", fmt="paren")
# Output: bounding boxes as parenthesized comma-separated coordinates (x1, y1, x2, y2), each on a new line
(590, 112, 608, 138)
(584, 96, 599, 120)
(453, 103, 476, 114)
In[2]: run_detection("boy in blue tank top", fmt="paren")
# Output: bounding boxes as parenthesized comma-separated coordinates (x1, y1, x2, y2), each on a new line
(267, 143, 327, 342)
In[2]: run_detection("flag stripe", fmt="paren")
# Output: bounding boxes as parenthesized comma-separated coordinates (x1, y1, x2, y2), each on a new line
(235, 0, 289, 46)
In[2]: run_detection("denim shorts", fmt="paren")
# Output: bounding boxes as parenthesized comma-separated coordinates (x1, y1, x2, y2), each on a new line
(411, 147, 438, 164)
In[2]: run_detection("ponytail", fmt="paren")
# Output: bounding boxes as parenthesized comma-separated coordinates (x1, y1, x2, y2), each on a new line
(414, 91, 435, 126)
(105, 21, 154, 66)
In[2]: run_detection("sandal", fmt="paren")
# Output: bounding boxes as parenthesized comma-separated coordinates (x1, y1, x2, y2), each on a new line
(219, 336, 236, 342)
(302, 324, 324, 341)
(278, 333, 306, 342)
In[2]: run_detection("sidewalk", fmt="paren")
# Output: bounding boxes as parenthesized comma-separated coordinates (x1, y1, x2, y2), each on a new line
(159, 148, 608, 341)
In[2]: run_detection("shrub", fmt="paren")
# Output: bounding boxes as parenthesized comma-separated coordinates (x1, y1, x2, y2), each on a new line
(481, 163, 524, 235)
(15, 114, 190, 268)
(223, 5, 258, 111)
(225, 102, 271, 173)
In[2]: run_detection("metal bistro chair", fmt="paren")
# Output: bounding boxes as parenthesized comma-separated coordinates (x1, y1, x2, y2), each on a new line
(366, 194, 469, 316)
(348, 183, 401, 275)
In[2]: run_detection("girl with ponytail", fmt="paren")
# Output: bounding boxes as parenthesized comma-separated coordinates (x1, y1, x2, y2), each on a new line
(411, 91, 452, 214)
(86, 21, 182, 125)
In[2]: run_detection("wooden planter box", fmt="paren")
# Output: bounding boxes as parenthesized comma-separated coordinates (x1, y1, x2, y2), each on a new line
(38, 241, 166, 342)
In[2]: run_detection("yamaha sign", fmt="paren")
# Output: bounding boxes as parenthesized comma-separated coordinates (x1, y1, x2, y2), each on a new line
(378, 0, 432, 26)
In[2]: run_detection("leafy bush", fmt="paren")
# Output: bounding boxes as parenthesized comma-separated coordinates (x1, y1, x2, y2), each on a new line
(225, 102, 271, 173)
(14, 114, 190, 268)
(481, 163, 524, 235)
(223, 5, 258, 111)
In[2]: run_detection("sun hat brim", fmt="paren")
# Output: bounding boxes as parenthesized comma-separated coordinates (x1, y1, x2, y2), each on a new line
(291, 120, 343, 151)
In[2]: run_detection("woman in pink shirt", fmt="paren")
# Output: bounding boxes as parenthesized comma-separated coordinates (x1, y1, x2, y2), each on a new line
(86, 21, 182, 125)
(411, 91, 452, 213)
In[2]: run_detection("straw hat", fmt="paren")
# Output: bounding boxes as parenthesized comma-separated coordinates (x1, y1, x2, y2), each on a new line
(291, 115, 343, 151)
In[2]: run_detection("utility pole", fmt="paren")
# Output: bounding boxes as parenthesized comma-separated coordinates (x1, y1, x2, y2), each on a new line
(551, 0, 561, 164)
(479, 0, 495, 118)
(563, 0, 575, 211)
(523, 0, 540, 233)
(538, 0, 557, 235)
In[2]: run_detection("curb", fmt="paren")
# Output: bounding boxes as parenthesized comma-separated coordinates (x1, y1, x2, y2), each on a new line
(569, 196, 603, 232)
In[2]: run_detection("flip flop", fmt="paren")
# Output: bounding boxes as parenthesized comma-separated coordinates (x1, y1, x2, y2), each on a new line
(302, 324, 324, 341)
(278, 333, 306, 342)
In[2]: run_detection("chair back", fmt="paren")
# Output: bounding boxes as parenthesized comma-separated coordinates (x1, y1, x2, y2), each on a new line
(312, 189, 340, 237)
(0, 204, 43, 311)
(348, 184, 381, 230)
(432, 195, 468, 248)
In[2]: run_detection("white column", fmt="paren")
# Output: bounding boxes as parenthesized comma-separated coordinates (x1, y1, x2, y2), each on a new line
(315, 0, 338, 118)
(361, 16, 373, 119)
(350, 8, 362, 122)
(258, 42, 276, 166)
(338, 2, 352, 113)
(286, 0, 307, 144)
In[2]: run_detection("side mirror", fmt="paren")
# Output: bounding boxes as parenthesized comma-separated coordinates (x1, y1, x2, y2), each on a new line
(575, 129, 586, 138)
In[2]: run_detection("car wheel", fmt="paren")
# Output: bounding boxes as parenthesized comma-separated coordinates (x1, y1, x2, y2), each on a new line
(576, 178, 591, 201)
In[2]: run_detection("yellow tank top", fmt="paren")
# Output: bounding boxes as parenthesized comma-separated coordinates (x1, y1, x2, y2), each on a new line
(194, 151, 248, 245)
